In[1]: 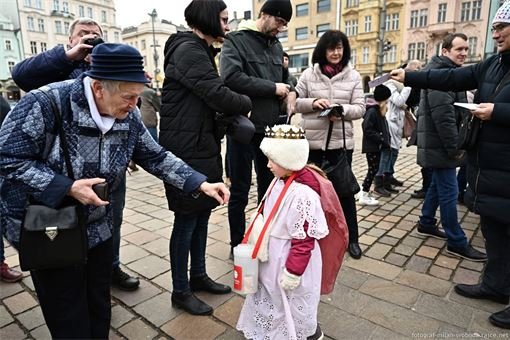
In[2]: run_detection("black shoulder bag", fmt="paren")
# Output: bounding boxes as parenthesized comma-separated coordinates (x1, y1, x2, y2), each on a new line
(319, 117, 360, 198)
(19, 91, 88, 271)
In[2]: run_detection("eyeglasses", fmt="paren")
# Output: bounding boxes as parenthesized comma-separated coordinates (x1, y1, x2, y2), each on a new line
(273, 16, 288, 28)
(491, 23, 510, 33)
(327, 46, 344, 53)
(220, 17, 229, 25)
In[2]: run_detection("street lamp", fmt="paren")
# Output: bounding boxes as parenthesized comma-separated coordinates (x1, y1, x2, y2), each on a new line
(148, 9, 160, 91)
(376, 0, 387, 76)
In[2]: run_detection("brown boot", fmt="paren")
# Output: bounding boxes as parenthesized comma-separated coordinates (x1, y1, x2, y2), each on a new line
(374, 176, 391, 197)
(0, 262, 23, 283)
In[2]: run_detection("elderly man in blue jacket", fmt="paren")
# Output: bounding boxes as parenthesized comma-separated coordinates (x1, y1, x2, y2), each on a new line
(11, 18, 138, 290)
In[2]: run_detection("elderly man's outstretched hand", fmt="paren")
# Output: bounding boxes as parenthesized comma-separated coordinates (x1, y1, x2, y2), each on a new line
(200, 182, 230, 205)
(390, 69, 406, 83)
(69, 178, 110, 206)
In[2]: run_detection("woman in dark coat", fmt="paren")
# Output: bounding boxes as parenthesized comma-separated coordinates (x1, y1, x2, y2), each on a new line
(160, 0, 252, 316)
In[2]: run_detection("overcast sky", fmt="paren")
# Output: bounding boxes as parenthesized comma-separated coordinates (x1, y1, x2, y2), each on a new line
(116, 0, 253, 28)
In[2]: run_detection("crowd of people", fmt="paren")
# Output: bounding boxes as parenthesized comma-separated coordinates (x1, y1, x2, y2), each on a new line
(1, 0, 510, 338)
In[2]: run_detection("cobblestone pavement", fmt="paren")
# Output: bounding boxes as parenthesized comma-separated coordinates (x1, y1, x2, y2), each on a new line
(2, 123, 510, 339)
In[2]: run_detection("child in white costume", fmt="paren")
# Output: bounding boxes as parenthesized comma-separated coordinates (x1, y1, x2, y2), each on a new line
(237, 125, 344, 340)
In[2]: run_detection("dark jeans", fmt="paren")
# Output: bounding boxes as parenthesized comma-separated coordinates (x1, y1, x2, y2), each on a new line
(421, 167, 433, 192)
(362, 152, 381, 192)
(309, 149, 359, 244)
(377, 147, 399, 176)
(480, 215, 510, 295)
(419, 168, 467, 248)
(111, 173, 126, 269)
(170, 210, 211, 292)
(31, 239, 113, 339)
(227, 134, 273, 248)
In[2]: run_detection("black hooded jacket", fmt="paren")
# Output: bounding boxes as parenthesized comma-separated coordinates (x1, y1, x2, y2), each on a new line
(361, 102, 390, 153)
(160, 32, 251, 201)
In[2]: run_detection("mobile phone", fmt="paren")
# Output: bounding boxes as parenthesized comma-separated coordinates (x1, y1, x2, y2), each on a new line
(93, 182, 109, 201)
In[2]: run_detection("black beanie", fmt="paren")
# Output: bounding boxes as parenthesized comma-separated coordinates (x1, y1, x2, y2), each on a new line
(261, 0, 293, 22)
(373, 85, 391, 102)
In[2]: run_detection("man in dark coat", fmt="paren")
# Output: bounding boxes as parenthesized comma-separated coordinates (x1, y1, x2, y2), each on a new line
(10, 18, 139, 291)
(391, 2, 510, 328)
(415, 33, 485, 262)
(220, 0, 296, 254)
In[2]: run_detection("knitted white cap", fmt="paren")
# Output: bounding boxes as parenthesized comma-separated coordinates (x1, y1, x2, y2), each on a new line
(493, 1, 510, 25)
(260, 125, 309, 171)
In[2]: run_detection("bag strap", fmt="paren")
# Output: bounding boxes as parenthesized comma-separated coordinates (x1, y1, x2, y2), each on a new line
(241, 172, 297, 259)
(324, 115, 347, 153)
(39, 89, 75, 180)
(490, 69, 510, 101)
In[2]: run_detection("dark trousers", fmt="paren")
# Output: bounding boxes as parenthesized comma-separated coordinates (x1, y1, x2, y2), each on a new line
(111, 173, 126, 269)
(421, 167, 433, 192)
(31, 239, 113, 339)
(309, 149, 359, 243)
(362, 152, 381, 192)
(457, 165, 467, 196)
(480, 215, 510, 296)
(170, 210, 211, 292)
(227, 134, 273, 248)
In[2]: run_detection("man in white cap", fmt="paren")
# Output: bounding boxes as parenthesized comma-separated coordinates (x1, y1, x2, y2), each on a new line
(390, 1, 510, 329)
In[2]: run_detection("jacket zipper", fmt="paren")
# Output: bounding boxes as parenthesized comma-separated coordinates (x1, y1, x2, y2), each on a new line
(473, 136, 481, 210)
(99, 132, 104, 171)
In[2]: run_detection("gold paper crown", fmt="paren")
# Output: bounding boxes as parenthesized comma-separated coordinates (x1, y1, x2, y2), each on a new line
(264, 125, 306, 139)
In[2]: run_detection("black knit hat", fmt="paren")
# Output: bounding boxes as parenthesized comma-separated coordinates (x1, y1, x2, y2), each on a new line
(374, 85, 391, 102)
(261, 0, 293, 22)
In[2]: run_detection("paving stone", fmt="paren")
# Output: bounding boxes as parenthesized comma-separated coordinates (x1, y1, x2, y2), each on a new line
(30, 324, 51, 339)
(213, 295, 245, 328)
(365, 243, 392, 260)
(206, 240, 231, 261)
(209, 227, 231, 242)
(459, 259, 485, 272)
(374, 221, 394, 230)
(359, 277, 420, 308)
(335, 266, 370, 290)
(142, 237, 170, 257)
(368, 326, 409, 340)
(414, 293, 475, 328)
(318, 302, 377, 339)
(0, 305, 14, 328)
(424, 237, 446, 248)
(111, 304, 136, 329)
(112, 280, 162, 307)
(344, 256, 402, 280)
(118, 318, 159, 340)
(127, 254, 169, 279)
(365, 227, 387, 237)
(468, 310, 510, 335)
(204, 256, 233, 281)
(365, 214, 384, 223)
(151, 271, 173, 291)
(215, 329, 245, 340)
(194, 290, 235, 310)
(321, 283, 378, 316)
(429, 265, 453, 281)
(449, 289, 504, 314)
(17, 306, 45, 330)
(452, 267, 481, 285)
(405, 255, 433, 273)
(137, 292, 183, 328)
(3, 291, 38, 315)
(109, 330, 126, 340)
(123, 229, 161, 246)
(0, 282, 23, 299)
(383, 215, 401, 223)
(384, 253, 408, 266)
(401, 235, 423, 248)
(160, 313, 226, 339)
(21, 276, 35, 292)
(396, 270, 451, 297)
(358, 234, 378, 246)
(435, 255, 460, 270)
(378, 236, 400, 246)
(123, 212, 153, 225)
(386, 228, 408, 239)
(394, 244, 416, 256)
(416, 245, 440, 259)
(358, 220, 375, 229)
(0, 322, 26, 339)
(120, 223, 141, 237)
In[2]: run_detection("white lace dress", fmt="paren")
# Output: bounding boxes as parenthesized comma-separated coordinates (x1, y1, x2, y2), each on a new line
(237, 180, 329, 340)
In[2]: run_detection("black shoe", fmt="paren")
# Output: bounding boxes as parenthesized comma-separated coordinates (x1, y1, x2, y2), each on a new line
(190, 275, 232, 294)
(307, 324, 324, 340)
(384, 185, 400, 194)
(490, 307, 510, 329)
(374, 186, 391, 197)
(416, 223, 447, 240)
(171, 291, 213, 315)
(447, 244, 487, 262)
(112, 268, 140, 291)
(411, 190, 426, 199)
(414, 188, 424, 194)
(348, 243, 362, 259)
(454, 284, 509, 304)
(389, 176, 404, 187)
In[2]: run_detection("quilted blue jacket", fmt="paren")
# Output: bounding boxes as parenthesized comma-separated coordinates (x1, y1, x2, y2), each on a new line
(0, 75, 206, 248)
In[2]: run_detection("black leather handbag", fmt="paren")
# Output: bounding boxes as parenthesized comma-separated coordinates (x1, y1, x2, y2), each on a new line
(19, 91, 88, 271)
(320, 117, 360, 198)
(457, 114, 481, 150)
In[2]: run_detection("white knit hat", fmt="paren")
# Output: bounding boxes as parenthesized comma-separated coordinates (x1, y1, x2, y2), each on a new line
(493, 1, 510, 25)
(260, 125, 309, 171)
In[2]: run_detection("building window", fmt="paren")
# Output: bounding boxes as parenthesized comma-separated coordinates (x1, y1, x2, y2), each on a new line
(64, 21, 70, 34)
(55, 20, 62, 34)
(419, 9, 428, 27)
(5, 40, 12, 50)
(8, 61, 16, 74)
(345, 20, 358, 36)
(316, 23, 330, 37)
(417, 42, 426, 60)
(410, 10, 418, 28)
(87, 7, 93, 18)
(383, 45, 396, 63)
(30, 41, 37, 54)
(103, 30, 108, 42)
(461, 2, 471, 21)
(114, 32, 120, 42)
(468, 37, 477, 56)
(317, 0, 330, 13)
(408, 43, 416, 60)
(391, 13, 399, 30)
(38, 18, 45, 32)
(351, 48, 357, 66)
(41, 42, 47, 51)
(53, 0, 59, 11)
(346, 0, 359, 7)
(437, 3, 447, 23)
(24, 0, 31, 7)
(289, 53, 309, 70)
(141, 39, 146, 49)
(385, 14, 391, 31)
(101, 10, 107, 22)
(27, 17, 35, 31)
(471, 0, 481, 20)
(362, 46, 369, 64)
(296, 3, 308, 17)
(296, 27, 308, 40)
(277, 30, 288, 42)
(62, 1, 68, 13)
(78, 5, 84, 17)
(364, 16, 371, 32)
(35, 0, 42, 8)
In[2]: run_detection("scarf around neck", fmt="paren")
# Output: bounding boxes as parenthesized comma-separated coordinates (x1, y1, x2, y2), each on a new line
(321, 63, 343, 78)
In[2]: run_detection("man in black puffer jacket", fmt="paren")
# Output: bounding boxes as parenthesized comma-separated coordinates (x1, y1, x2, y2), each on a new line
(391, 2, 510, 328)
(415, 33, 486, 262)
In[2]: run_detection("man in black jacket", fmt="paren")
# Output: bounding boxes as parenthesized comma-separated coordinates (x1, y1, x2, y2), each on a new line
(391, 2, 510, 327)
(415, 33, 486, 262)
(220, 0, 296, 253)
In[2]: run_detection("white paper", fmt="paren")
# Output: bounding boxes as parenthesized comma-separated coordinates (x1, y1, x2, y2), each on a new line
(454, 102, 479, 110)
(368, 74, 391, 88)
